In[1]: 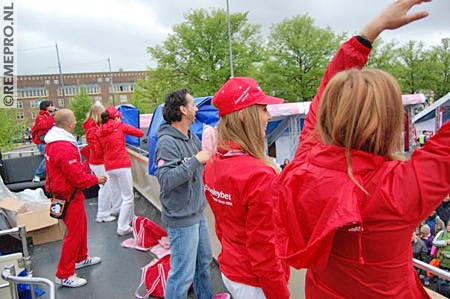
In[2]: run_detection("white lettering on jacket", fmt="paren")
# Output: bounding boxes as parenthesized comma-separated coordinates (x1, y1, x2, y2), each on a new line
(204, 184, 232, 206)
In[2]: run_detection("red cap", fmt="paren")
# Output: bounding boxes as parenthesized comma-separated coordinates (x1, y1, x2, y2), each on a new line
(105, 106, 122, 119)
(212, 77, 284, 117)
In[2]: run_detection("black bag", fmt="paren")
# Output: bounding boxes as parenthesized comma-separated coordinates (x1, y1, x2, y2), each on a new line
(49, 190, 76, 219)
(49, 195, 68, 219)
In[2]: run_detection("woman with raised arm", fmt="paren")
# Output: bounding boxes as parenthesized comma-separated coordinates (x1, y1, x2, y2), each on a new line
(274, 0, 443, 298)
(97, 107, 144, 236)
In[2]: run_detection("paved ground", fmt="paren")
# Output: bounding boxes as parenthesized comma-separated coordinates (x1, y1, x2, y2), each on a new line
(31, 193, 229, 299)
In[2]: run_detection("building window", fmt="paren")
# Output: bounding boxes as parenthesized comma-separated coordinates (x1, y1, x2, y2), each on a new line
(30, 100, 40, 108)
(85, 85, 99, 94)
(16, 101, 23, 109)
(120, 95, 128, 103)
(58, 98, 65, 107)
(53, 79, 58, 84)
(17, 112, 24, 120)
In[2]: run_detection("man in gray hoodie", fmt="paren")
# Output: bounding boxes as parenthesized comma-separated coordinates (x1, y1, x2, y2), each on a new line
(154, 88, 213, 299)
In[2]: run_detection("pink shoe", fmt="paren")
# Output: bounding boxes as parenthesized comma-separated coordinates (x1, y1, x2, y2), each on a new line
(214, 293, 231, 299)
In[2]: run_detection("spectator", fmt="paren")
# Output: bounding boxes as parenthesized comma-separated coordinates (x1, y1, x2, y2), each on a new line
(425, 210, 444, 236)
(419, 224, 434, 257)
(203, 77, 289, 299)
(97, 106, 144, 235)
(273, 1, 445, 298)
(437, 195, 450, 225)
(82, 102, 115, 223)
(412, 231, 429, 262)
(31, 100, 55, 182)
(280, 158, 290, 170)
(418, 130, 426, 147)
(433, 220, 450, 271)
(44, 109, 106, 287)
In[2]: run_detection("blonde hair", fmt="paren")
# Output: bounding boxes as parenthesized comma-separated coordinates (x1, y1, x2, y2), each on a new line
(217, 105, 278, 172)
(318, 68, 405, 191)
(85, 101, 105, 125)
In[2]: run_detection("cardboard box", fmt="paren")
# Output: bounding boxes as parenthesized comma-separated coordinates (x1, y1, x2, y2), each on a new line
(0, 197, 61, 244)
(28, 220, 66, 245)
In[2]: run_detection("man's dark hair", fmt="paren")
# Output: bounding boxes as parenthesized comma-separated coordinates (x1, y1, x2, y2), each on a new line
(100, 111, 111, 124)
(162, 88, 191, 124)
(39, 100, 54, 111)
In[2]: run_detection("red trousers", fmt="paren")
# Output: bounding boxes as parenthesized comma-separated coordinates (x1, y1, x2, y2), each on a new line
(56, 198, 88, 278)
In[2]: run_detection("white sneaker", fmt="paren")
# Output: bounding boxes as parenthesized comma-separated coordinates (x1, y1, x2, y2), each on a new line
(32, 176, 40, 182)
(55, 274, 87, 288)
(75, 256, 101, 269)
(117, 227, 133, 236)
(96, 216, 116, 223)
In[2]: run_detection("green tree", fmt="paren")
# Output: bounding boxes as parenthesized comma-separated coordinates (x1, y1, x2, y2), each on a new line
(429, 38, 450, 99)
(395, 41, 435, 94)
(0, 108, 23, 150)
(260, 15, 344, 102)
(70, 86, 93, 140)
(367, 39, 401, 72)
(134, 8, 264, 107)
(131, 68, 175, 113)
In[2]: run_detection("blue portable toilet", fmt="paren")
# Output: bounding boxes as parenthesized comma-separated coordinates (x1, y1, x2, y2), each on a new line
(118, 104, 140, 147)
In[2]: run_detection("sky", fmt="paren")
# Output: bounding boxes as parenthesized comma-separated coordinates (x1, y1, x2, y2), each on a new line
(15, 0, 450, 75)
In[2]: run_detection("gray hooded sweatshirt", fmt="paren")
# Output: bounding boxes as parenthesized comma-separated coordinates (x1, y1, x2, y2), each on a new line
(154, 124, 206, 227)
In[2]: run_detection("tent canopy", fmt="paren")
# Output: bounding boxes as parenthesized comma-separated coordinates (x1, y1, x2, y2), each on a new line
(146, 97, 309, 175)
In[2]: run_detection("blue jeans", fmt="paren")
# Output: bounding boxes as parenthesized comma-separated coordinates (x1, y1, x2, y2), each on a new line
(34, 144, 46, 178)
(165, 216, 213, 299)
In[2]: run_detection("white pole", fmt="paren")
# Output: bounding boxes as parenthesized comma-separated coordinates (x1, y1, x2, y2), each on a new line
(226, 0, 234, 78)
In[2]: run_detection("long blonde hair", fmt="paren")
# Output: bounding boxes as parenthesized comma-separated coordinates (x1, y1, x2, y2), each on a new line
(318, 68, 405, 190)
(217, 105, 278, 172)
(85, 101, 105, 125)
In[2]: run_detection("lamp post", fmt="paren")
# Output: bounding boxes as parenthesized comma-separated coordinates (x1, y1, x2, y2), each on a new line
(108, 57, 115, 106)
(226, 0, 234, 78)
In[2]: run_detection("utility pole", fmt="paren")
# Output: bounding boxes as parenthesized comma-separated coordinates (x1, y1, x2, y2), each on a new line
(108, 57, 115, 106)
(55, 43, 66, 105)
(226, 0, 234, 78)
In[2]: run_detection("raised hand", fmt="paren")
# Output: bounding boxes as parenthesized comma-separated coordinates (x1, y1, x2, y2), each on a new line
(361, 0, 431, 43)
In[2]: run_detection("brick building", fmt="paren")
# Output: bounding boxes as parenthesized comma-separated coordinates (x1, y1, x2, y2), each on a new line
(15, 71, 146, 124)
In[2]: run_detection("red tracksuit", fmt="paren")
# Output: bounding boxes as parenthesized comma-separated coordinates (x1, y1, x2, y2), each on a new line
(45, 127, 99, 279)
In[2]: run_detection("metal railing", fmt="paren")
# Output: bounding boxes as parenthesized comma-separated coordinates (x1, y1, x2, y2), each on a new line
(2, 264, 55, 299)
(413, 258, 450, 281)
(0, 226, 56, 298)
(0, 226, 32, 278)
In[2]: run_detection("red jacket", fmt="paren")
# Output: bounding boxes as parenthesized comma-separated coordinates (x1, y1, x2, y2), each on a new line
(44, 127, 99, 202)
(274, 37, 450, 298)
(203, 144, 290, 299)
(96, 119, 144, 171)
(82, 119, 103, 165)
(31, 110, 54, 144)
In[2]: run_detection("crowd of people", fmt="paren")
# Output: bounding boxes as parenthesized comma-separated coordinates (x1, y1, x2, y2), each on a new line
(28, 0, 450, 298)
(411, 195, 450, 296)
